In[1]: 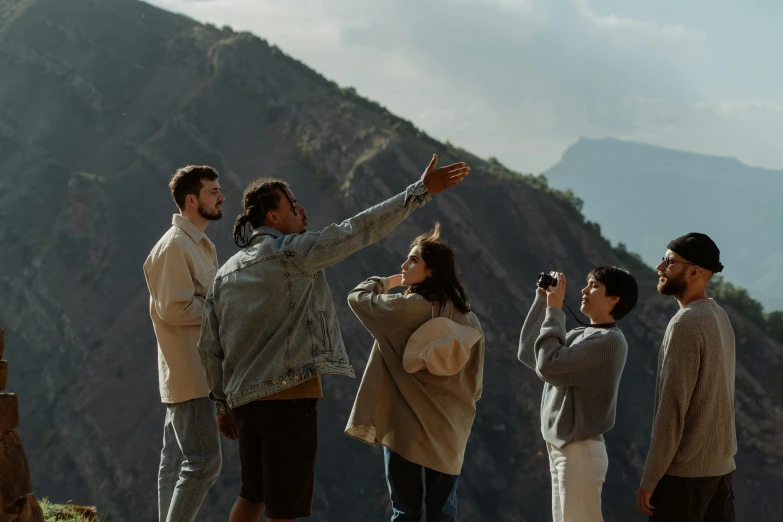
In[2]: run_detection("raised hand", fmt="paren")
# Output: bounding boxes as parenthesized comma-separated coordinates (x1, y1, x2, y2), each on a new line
(420, 154, 470, 195)
(387, 274, 404, 289)
(546, 272, 566, 310)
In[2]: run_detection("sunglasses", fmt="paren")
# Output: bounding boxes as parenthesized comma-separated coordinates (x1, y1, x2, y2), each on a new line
(661, 257, 696, 269)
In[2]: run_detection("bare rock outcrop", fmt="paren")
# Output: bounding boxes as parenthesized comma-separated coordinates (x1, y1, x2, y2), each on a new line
(0, 327, 44, 522)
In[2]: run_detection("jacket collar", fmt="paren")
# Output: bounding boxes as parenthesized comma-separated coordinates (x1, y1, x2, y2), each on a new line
(249, 226, 286, 244)
(172, 214, 208, 245)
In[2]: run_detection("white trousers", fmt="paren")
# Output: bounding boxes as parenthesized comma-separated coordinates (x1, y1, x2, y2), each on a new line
(547, 440, 609, 522)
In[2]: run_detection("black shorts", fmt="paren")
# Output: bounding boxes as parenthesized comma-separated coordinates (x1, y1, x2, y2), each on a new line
(233, 398, 318, 519)
(650, 472, 735, 522)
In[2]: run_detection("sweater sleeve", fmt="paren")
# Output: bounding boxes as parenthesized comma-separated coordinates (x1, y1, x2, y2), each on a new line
(532, 309, 626, 388)
(347, 277, 400, 339)
(518, 291, 547, 368)
(641, 319, 703, 492)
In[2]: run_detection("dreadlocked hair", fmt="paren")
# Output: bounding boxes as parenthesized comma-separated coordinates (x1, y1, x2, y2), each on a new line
(233, 177, 290, 248)
(405, 223, 471, 315)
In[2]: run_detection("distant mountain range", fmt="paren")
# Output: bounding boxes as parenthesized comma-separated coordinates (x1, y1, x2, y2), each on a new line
(546, 137, 783, 310)
(0, 1, 781, 521)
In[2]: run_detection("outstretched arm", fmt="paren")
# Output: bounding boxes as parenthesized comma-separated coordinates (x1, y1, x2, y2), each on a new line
(286, 155, 470, 274)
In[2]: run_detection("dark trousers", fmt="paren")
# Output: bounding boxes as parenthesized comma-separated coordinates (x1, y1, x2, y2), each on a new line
(650, 472, 735, 522)
(383, 447, 459, 522)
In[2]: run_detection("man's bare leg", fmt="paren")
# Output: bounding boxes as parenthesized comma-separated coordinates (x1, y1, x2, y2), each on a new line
(228, 497, 265, 522)
(227, 496, 296, 522)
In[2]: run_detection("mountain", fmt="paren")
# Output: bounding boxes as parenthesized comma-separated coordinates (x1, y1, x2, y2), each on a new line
(0, 0, 781, 520)
(545, 137, 783, 311)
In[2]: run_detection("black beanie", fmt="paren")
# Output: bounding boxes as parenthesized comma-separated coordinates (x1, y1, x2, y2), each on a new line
(666, 233, 724, 273)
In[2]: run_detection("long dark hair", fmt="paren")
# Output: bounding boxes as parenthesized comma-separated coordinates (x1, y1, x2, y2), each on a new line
(405, 223, 471, 314)
(232, 177, 289, 247)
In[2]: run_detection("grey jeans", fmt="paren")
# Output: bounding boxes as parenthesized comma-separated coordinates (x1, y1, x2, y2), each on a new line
(158, 397, 222, 522)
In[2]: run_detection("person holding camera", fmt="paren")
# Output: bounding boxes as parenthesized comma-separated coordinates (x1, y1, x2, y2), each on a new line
(518, 267, 638, 522)
(344, 223, 484, 522)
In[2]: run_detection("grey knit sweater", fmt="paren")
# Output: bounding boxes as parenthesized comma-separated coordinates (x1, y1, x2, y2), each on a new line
(641, 298, 737, 492)
(518, 292, 628, 448)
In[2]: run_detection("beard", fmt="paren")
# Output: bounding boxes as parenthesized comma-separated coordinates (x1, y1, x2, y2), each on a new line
(198, 203, 223, 221)
(658, 270, 687, 296)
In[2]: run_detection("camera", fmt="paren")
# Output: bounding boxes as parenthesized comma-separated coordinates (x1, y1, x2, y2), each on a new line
(537, 272, 558, 289)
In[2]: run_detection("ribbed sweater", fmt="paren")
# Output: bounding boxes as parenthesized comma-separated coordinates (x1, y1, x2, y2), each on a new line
(641, 298, 737, 492)
(518, 292, 628, 448)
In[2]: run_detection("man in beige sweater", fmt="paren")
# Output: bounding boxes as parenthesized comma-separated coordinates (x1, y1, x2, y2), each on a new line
(638, 233, 737, 522)
(143, 165, 226, 522)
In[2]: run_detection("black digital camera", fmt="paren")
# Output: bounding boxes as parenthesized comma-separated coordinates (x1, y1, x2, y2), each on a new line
(537, 272, 558, 289)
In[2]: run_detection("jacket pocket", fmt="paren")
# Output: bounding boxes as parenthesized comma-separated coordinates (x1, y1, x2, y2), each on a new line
(319, 311, 332, 353)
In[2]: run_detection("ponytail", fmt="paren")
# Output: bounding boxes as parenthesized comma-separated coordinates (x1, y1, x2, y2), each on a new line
(233, 213, 252, 248)
(233, 177, 290, 248)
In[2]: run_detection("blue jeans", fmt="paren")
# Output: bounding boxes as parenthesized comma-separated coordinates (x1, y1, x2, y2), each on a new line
(158, 398, 222, 522)
(383, 447, 459, 522)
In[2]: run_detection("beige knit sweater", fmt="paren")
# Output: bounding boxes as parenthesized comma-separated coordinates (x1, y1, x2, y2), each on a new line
(641, 298, 737, 492)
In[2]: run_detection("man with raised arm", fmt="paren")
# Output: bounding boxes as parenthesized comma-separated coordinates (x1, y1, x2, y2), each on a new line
(198, 155, 470, 522)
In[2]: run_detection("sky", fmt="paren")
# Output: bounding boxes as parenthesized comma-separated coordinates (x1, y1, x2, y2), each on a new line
(147, 0, 783, 174)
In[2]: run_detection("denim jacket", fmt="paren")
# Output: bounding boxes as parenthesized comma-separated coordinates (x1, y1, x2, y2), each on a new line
(198, 181, 431, 414)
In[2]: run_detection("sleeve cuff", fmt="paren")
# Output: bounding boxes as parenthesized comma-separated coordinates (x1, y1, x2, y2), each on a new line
(405, 180, 431, 202)
(640, 476, 660, 493)
(209, 393, 229, 415)
(368, 276, 389, 294)
(545, 306, 567, 324)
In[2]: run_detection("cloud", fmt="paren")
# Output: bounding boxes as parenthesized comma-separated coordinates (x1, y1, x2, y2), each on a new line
(570, 0, 704, 63)
(572, 0, 689, 38)
(698, 99, 783, 119)
(146, 0, 783, 172)
(446, 0, 538, 16)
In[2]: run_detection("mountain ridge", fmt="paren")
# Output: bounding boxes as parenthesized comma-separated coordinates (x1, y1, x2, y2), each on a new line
(0, 0, 781, 520)
(547, 135, 783, 311)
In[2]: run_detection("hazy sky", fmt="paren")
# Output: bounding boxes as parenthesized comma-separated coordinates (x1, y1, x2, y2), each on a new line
(147, 0, 783, 174)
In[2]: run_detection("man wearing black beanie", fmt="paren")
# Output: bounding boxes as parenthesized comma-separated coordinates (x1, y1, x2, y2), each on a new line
(637, 233, 737, 521)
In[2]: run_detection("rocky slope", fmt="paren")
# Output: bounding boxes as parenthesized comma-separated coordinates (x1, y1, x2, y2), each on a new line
(0, 0, 781, 520)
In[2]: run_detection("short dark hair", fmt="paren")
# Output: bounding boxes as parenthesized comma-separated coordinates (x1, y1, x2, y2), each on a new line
(169, 165, 220, 210)
(233, 177, 290, 247)
(588, 266, 638, 320)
